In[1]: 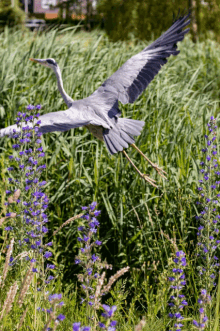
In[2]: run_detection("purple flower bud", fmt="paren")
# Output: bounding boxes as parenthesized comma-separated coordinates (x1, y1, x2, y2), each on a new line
(193, 320, 199, 327)
(5, 226, 13, 231)
(44, 251, 52, 259)
(47, 264, 55, 269)
(46, 242, 53, 246)
(99, 323, 105, 328)
(90, 201, 97, 211)
(91, 254, 98, 262)
(94, 210, 101, 216)
(56, 314, 65, 321)
(12, 144, 20, 149)
(181, 300, 188, 305)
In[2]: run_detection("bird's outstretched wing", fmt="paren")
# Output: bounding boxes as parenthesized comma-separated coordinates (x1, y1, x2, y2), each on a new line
(38, 108, 92, 133)
(0, 107, 101, 137)
(91, 14, 190, 106)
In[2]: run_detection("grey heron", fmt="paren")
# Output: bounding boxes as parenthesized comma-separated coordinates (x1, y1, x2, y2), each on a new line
(0, 14, 190, 186)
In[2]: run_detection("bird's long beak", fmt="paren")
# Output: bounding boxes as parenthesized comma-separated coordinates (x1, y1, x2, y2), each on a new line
(29, 58, 47, 66)
(30, 58, 40, 63)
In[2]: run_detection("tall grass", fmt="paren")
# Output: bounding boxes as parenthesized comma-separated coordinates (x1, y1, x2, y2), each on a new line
(0, 26, 220, 287)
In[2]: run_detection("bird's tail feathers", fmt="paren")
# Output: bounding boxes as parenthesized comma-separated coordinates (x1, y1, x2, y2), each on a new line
(103, 118, 145, 155)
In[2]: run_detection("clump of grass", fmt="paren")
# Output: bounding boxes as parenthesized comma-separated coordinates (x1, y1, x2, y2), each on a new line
(1, 29, 220, 330)
(192, 116, 220, 330)
(71, 202, 129, 330)
(1, 28, 220, 284)
(0, 104, 67, 329)
(0, 104, 130, 330)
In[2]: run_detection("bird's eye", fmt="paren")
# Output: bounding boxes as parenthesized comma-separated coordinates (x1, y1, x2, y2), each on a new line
(47, 59, 56, 66)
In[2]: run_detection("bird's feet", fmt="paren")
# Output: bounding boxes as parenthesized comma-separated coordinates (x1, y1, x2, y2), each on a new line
(131, 144, 167, 180)
(123, 150, 159, 187)
(141, 173, 158, 188)
(146, 160, 167, 180)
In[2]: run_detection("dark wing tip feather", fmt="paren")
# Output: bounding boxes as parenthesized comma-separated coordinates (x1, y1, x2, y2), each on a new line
(95, 12, 190, 107)
(145, 13, 190, 52)
(125, 14, 190, 103)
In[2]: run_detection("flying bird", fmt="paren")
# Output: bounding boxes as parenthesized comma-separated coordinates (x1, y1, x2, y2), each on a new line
(0, 14, 190, 186)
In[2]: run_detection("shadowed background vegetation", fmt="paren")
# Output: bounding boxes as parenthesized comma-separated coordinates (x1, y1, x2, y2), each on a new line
(97, 0, 220, 42)
(0, 27, 220, 291)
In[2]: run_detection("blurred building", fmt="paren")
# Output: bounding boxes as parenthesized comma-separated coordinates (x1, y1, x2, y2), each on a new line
(34, 0, 59, 18)
(19, 0, 96, 19)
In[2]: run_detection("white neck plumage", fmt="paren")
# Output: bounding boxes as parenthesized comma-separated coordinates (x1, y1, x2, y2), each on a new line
(53, 65, 74, 108)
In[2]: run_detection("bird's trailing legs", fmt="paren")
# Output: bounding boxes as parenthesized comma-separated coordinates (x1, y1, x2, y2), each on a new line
(131, 144, 167, 179)
(122, 144, 167, 187)
(122, 150, 158, 187)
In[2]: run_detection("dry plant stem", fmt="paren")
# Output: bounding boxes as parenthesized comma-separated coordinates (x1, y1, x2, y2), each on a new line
(122, 150, 158, 187)
(17, 306, 28, 330)
(52, 212, 84, 236)
(53, 320, 59, 331)
(144, 202, 154, 227)
(13, 251, 29, 262)
(1, 238, 14, 288)
(42, 313, 55, 331)
(13, 189, 21, 202)
(0, 281, 18, 320)
(17, 262, 35, 307)
(199, 312, 205, 331)
(5, 281, 18, 314)
(7, 189, 21, 204)
(94, 271, 106, 329)
(0, 213, 16, 226)
(94, 271, 106, 308)
(101, 266, 130, 295)
(161, 230, 178, 252)
(0, 217, 6, 226)
(131, 143, 167, 179)
(134, 316, 146, 331)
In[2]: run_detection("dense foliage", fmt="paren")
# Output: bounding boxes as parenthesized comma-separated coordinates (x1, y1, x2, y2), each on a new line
(0, 0, 25, 28)
(97, 0, 220, 42)
(0, 28, 220, 289)
(97, 0, 189, 41)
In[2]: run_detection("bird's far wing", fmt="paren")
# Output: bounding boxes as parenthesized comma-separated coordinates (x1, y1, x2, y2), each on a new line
(92, 14, 190, 105)
(0, 107, 93, 138)
(38, 107, 92, 133)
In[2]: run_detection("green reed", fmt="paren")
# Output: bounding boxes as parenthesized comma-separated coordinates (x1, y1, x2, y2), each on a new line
(0, 27, 220, 287)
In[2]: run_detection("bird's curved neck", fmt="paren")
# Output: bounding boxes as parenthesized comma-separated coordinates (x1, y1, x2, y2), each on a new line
(54, 66, 73, 108)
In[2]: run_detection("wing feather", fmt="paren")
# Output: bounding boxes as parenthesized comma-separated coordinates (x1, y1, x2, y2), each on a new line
(0, 105, 108, 138)
(91, 14, 190, 107)
(38, 109, 90, 133)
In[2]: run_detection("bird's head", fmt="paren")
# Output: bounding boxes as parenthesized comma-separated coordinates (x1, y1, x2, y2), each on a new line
(30, 58, 58, 71)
